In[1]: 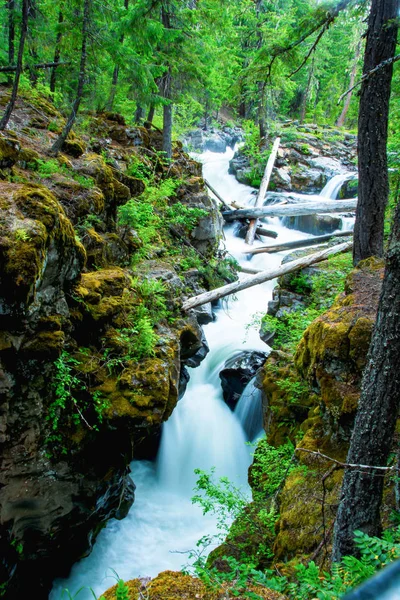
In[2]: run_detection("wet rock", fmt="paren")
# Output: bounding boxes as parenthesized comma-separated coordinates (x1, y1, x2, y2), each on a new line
(219, 350, 268, 409)
(183, 127, 243, 154)
(282, 214, 342, 235)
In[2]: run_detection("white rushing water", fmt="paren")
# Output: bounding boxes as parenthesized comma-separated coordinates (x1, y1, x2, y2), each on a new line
(319, 172, 356, 200)
(50, 146, 354, 600)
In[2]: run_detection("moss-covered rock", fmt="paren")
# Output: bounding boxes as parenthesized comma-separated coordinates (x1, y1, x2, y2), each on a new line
(102, 570, 287, 599)
(295, 258, 384, 439)
(0, 183, 86, 315)
(0, 135, 20, 168)
(62, 134, 86, 157)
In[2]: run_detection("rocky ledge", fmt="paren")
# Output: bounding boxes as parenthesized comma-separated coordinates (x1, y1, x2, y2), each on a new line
(229, 123, 357, 194)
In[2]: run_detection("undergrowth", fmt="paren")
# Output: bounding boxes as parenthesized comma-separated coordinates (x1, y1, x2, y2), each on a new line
(260, 251, 353, 354)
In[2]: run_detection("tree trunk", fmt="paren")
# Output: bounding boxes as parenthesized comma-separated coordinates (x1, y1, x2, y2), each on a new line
(163, 94, 172, 159)
(50, 8, 64, 93)
(244, 231, 353, 255)
(146, 104, 155, 126)
(50, 0, 90, 154)
(353, 0, 399, 265)
(336, 39, 361, 128)
(0, 0, 29, 131)
(161, 5, 172, 159)
(134, 105, 144, 124)
(332, 199, 400, 561)
(300, 55, 314, 124)
(105, 0, 128, 111)
(222, 199, 357, 221)
(7, 0, 15, 66)
(245, 137, 280, 245)
(182, 241, 352, 311)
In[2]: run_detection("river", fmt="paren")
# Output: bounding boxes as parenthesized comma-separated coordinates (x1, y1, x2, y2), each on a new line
(50, 146, 354, 600)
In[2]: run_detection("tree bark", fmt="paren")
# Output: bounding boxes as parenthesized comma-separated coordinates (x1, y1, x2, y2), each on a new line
(353, 0, 399, 265)
(332, 200, 400, 561)
(134, 105, 144, 123)
(182, 241, 352, 311)
(146, 104, 155, 126)
(50, 0, 90, 154)
(105, 0, 128, 111)
(161, 5, 173, 159)
(336, 39, 361, 128)
(0, 0, 29, 131)
(245, 137, 280, 245)
(7, 0, 15, 66)
(300, 54, 314, 124)
(50, 8, 64, 93)
(162, 96, 172, 159)
(222, 199, 357, 221)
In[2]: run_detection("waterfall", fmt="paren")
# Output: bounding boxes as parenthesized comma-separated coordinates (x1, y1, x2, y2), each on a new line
(50, 148, 356, 600)
(319, 172, 356, 200)
(234, 378, 264, 442)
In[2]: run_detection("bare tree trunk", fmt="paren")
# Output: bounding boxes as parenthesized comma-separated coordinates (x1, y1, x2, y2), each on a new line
(336, 39, 362, 127)
(245, 137, 280, 245)
(223, 199, 357, 221)
(332, 198, 400, 561)
(0, 0, 29, 131)
(353, 0, 399, 265)
(182, 242, 352, 311)
(50, 0, 90, 154)
(50, 8, 64, 93)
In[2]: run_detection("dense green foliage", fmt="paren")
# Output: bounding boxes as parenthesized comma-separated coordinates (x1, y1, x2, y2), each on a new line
(0, 0, 384, 137)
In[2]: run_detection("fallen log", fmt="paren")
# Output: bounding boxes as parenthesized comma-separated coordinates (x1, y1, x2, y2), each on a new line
(245, 137, 280, 245)
(204, 179, 231, 210)
(222, 199, 357, 221)
(182, 241, 352, 311)
(238, 266, 262, 274)
(244, 230, 353, 255)
(256, 227, 278, 239)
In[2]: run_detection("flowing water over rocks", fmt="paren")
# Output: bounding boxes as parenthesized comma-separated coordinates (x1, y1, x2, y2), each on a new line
(50, 147, 354, 600)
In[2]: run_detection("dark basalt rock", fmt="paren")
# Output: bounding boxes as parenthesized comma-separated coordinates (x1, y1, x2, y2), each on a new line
(219, 351, 268, 410)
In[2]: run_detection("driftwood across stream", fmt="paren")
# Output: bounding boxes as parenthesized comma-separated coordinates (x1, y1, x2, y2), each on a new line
(222, 199, 357, 220)
(182, 241, 353, 311)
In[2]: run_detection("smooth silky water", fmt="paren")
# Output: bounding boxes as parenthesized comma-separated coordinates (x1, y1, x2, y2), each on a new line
(50, 147, 354, 600)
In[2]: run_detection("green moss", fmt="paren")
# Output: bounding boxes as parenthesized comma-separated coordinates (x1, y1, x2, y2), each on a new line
(0, 183, 85, 307)
(62, 135, 86, 157)
(0, 137, 20, 167)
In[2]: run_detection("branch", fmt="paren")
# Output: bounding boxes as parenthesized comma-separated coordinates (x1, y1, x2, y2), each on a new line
(288, 27, 323, 77)
(267, 0, 355, 77)
(0, 60, 70, 73)
(337, 53, 400, 104)
(296, 448, 400, 472)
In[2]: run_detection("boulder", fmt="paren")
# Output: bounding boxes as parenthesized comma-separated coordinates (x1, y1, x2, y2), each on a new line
(219, 350, 268, 409)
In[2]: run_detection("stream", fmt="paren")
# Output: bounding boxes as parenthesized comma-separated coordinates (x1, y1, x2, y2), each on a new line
(50, 147, 355, 600)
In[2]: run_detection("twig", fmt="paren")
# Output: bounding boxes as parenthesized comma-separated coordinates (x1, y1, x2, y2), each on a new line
(296, 448, 400, 472)
(338, 53, 400, 104)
